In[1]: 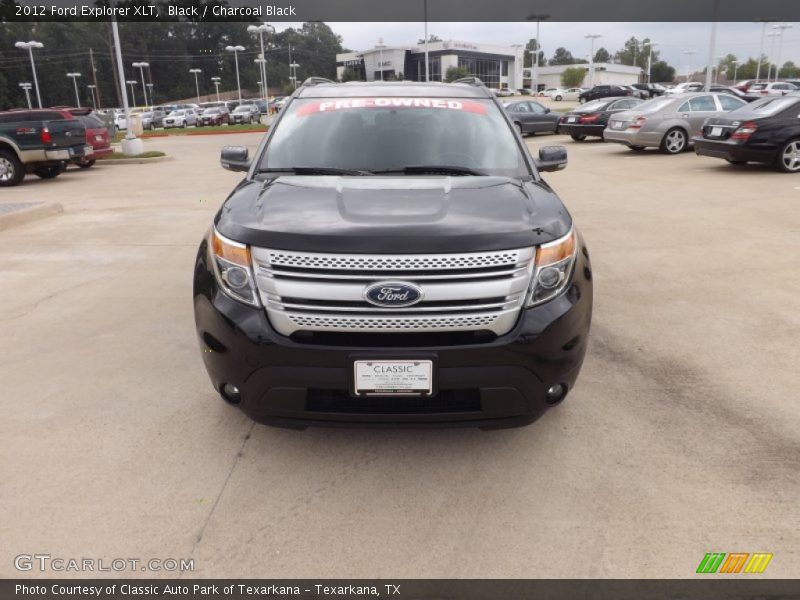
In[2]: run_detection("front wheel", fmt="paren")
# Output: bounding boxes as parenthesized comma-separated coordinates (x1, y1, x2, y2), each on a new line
(555, 95, 562, 101)
(77, 159, 96, 169)
(776, 140, 800, 173)
(34, 165, 62, 179)
(0, 149, 25, 187)
(182, 121, 187, 129)
(571, 134, 587, 142)
(579, 97, 586, 104)
(660, 128, 687, 155)
(515, 122, 524, 136)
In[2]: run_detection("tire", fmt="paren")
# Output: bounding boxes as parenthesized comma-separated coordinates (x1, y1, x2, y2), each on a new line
(555, 95, 562, 101)
(579, 97, 586, 104)
(0, 149, 25, 187)
(776, 139, 800, 173)
(182, 121, 187, 129)
(77, 159, 96, 169)
(33, 165, 61, 179)
(629, 146, 646, 152)
(660, 128, 688, 155)
(571, 134, 587, 142)
(515, 122, 524, 136)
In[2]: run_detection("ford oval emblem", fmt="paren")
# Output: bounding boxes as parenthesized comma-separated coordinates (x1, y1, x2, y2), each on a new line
(363, 281, 424, 308)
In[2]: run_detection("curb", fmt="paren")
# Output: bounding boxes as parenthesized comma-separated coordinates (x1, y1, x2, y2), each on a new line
(97, 155, 174, 165)
(0, 202, 64, 232)
(186, 129, 267, 136)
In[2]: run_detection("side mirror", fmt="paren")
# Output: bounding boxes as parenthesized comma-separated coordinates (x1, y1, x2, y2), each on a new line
(220, 146, 250, 172)
(544, 107, 551, 113)
(535, 146, 568, 172)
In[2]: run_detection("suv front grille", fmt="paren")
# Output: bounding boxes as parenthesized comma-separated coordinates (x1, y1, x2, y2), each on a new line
(251, 247, 535, 336)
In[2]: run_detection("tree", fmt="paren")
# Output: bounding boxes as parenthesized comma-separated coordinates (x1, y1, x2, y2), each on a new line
(561, 67, 586, 88)
(779, 61, 800, 79)
(593, 47, 611, 63)
(339, 67, 361, 82)
(444, 65, 472, 82)
(735, 57, 770, 80)
(417, 34, 441, 44)
(549, 47, 579, 66)
(649, 61, 676, 83)
(523, 38, 545, 69)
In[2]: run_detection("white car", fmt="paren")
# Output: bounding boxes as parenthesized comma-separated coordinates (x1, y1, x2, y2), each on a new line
(113, 110, 127, 130)
(539, 87, 563, 98)
(163, 109, 197, 129)
(665, 82, 704, 95)
(551, 87, 583, 101)
(747, 82, 798, 97)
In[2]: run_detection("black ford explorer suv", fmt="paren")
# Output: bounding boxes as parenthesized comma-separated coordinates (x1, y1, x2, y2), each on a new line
(193, 77, 593, 429)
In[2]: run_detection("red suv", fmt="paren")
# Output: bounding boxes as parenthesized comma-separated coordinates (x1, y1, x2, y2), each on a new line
(51, 107, 112, 167)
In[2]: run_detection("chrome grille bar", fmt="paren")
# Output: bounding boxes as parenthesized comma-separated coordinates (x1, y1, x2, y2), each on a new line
(251, 247, 535, 336)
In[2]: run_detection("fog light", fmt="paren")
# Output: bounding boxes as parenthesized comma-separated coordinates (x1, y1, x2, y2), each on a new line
(221, 383, 241, 404)
(546, 383, 567, 405)
(538, 267, 562, 289)
(224, 266, 249, 289)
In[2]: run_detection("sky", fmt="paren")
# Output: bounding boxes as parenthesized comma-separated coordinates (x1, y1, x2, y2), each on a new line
(275, 22, 799, 71)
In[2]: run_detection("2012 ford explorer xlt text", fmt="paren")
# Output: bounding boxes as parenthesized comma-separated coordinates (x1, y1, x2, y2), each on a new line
(193, 78, 593, 428)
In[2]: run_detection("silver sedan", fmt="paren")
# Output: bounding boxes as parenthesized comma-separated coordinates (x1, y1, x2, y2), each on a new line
(603, 93, 747, 154)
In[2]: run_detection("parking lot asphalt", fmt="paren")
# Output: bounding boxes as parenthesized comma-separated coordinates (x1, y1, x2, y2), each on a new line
(1, 132, 798, 578)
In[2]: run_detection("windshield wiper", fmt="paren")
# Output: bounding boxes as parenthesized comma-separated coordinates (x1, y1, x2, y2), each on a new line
(371, 165, 487, 176)
(257, 166, 371, 176)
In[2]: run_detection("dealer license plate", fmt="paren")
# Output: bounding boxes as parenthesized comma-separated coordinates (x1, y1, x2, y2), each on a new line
(568, 117, 577, 123)
(710, 126, 723, 137)
(611, 120, 626, 130)
(354, 360, 433, 396)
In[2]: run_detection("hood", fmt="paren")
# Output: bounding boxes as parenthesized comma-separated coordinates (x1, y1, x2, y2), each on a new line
(215, 175, 571, 253)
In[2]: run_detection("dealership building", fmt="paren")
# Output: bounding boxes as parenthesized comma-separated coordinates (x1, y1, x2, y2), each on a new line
(527, 63, 643, 89)
(336, 40, 525, 90)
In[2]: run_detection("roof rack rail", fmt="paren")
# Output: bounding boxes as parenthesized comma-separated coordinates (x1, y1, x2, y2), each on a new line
(452, 77, 485, 86)
(302, 77, 335, 87)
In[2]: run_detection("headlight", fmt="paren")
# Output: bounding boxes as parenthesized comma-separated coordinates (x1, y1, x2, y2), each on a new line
(209, 228, 260, 306)
(526, 228, 577, 307)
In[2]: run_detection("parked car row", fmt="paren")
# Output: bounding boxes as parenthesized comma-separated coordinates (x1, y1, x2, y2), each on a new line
(0, 106, 112, 186)
(546, 90, 800, 173)
(105, 100, 271, 132)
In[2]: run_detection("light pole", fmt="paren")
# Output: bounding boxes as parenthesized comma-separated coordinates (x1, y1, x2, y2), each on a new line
(254, 58, 266, 99)
(713, 56, 724, 84)
(646, 41, 660, 83)
(585, 34, 602, 87)
(290, 63, 300, 89)
(375, 38, 387, 81)
(225, 45, 245, 103)
(703, 0, 721, 92)
(87, 84, 97, 109)
(189, 68, 202, 104)
(423, 0, 430, 81)
(772, 23, 793, 82)
(683, 50, 696, 81)
(66, 72, 81, 106)
(132, 61, 150, 108)
(247, 23, 274, 103)
(126, 80, 138, 107)
(754, 19, 776, 82)
(526, 13, 550, 94)
(211, 77, 221, 102)
(732, 61, 740, 83)
(765, 31, 781, 80)
(15, 41, 44, 108)
(146, 83, 154, 105)
(19, 83, 33, 109)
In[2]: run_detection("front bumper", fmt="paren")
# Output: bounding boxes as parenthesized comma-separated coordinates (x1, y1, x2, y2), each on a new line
(694, 138, 776, 164)
(193, 240, 593, 429)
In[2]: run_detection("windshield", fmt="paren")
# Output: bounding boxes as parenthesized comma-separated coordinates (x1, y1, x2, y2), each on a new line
(169, 111, 185, 116)
(631, 97, 675, 113)
(203, 109, 220, 114)
(731, 96, 800, 116)
(579, 99, 614, 112)
(259, 97, 528, 177)
(234, 106, 251, 112)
